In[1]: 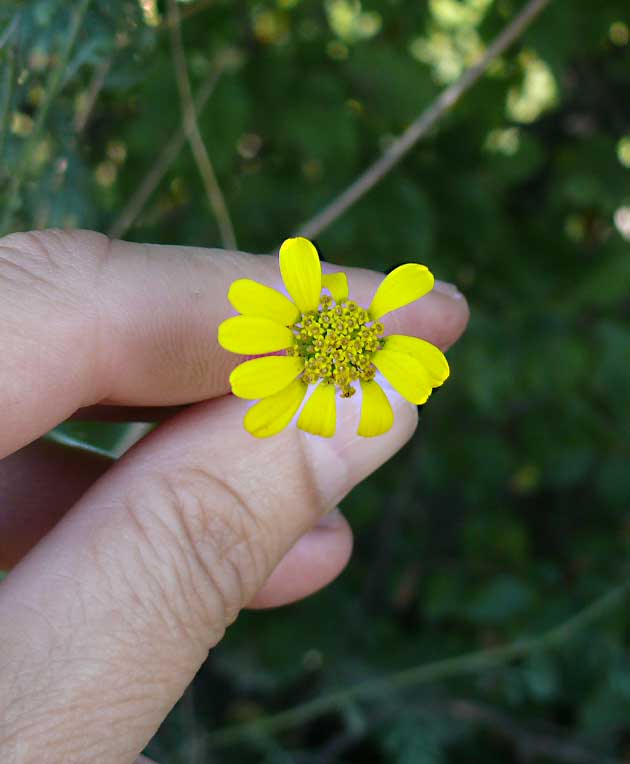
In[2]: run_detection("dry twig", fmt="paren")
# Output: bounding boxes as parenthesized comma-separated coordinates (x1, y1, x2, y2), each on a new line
(108, 57, 225, 240)
(160, 0, 218, 30)
(296, 0, 551, 240)
(167, 0, 237, 250)
(74, 55, 113, 134)
(205, 582, 627, 748)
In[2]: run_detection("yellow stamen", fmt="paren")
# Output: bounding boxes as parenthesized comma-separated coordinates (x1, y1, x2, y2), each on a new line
(292, 295, 383, 397)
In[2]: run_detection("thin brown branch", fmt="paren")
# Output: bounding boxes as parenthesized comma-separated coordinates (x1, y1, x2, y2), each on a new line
(206, 582, 627, 748)
(296, 0, 551, 240)
(167, 0, 237, 250)
(296, 699, 620, 764)
(74, 55, 112, 134)
(108, 57, 224, 239)
(160, 0, 218, 29)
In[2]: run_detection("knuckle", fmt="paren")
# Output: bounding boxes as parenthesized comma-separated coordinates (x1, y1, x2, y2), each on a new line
(0, 229, 109, 299)
(119, 465, 272, 639)
(0, 229, 112, 400)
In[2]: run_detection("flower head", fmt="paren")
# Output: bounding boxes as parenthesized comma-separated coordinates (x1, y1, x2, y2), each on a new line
(218, 237, 449, 438)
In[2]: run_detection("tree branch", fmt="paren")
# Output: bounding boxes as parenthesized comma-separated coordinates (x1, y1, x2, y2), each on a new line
(206, 582, 628, 749)
(167, 0, 237, 250)
(74, 55, 112, 134)
(295, 699, 620, 764)
(160, 0, 219, 30)
(296, 0, 551, 240)
(108, 55, 225, 240)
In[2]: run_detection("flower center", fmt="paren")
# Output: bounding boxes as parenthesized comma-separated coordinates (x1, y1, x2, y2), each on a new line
(288, 295, 384, 397)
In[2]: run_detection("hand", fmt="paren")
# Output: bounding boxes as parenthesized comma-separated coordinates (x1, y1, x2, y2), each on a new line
(0, 229, 468, 763)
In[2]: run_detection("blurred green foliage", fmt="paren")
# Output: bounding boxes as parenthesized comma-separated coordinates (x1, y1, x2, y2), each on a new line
(1, 0, 629, 761)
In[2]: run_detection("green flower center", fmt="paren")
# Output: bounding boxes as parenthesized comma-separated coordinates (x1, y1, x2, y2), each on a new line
(288, 295, 384, 397)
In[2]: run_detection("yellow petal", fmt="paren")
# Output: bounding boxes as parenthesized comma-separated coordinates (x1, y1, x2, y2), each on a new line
(244, 378, 307, 438)
(297, 382, 336, 438)
(279, 237, 322, 313)
(228, 279, 300, 326)
(322, 272, 349, 303)
(368, 264, 434, 320)
(230, 355, 305, 399)
(384, 335, 449, 386)
(373, 348, 433, 405)
(358, 381, 394, 437)
(218, 316, 295, 354)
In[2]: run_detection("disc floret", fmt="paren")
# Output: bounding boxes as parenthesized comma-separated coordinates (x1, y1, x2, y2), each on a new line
(288, 294, 385, 398)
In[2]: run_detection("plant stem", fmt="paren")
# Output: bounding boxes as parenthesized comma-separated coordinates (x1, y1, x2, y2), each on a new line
(167, 0, 237, 250)
(161, 0, 219, 30)
(74, 55, 112, 134)
(206, 582, 628, 748)
(108, 56, 225, 240)
(296, 0, 551, 241)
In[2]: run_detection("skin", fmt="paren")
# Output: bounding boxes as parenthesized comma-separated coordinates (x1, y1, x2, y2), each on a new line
(0, 229, 469, 764)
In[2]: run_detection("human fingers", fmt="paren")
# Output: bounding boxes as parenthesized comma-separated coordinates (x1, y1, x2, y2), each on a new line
(247, 508, 353, 609)
(0, 229, 468, 458)
(0, 440, 110, 568)
(0, 391, 416, 763)
(0, 442, 352, 609)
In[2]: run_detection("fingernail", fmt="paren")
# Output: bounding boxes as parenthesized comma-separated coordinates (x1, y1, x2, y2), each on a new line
(302, 394, 418, 509)
(433, 279, 464, 300)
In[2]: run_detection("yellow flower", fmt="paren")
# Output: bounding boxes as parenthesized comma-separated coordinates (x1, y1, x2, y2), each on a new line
(218, 237, 450, 438)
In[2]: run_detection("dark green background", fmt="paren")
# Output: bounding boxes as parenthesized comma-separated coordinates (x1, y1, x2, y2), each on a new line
(1, 1, 629, 761)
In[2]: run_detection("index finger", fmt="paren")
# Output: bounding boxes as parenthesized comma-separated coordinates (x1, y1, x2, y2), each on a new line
(0, 229, 468, 457)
